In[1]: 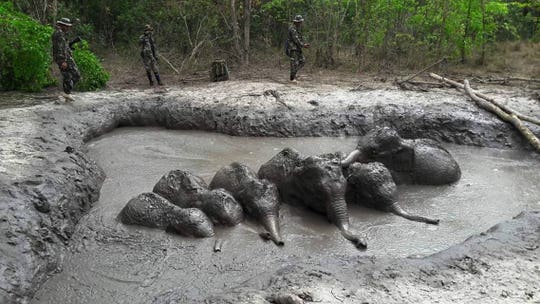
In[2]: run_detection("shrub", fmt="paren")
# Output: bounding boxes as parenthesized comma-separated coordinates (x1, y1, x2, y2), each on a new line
(72, 40, 110, 91)
(0, 2, 54, 91)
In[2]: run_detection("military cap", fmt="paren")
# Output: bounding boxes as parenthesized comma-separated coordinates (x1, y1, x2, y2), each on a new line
(293, 15, 304, 23)
(56, 18, 72, 27)
(144, 24, 153, 32)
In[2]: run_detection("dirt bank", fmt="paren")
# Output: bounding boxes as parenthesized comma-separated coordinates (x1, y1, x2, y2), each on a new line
(0, 79, 539, 303)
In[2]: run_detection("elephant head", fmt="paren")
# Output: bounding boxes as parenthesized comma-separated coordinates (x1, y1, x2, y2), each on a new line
(345, 162, 439, 224)
(278, 154, 367, 249)
(210, 162, 284, 246)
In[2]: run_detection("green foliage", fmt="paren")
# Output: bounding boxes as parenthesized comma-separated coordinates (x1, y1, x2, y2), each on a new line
(72, 40, 110, 91)
(5, 0, 540, 73)
(0, 2, 54, 91)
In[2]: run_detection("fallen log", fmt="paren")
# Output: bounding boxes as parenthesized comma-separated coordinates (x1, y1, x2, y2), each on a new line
(429, 73, 540, 126)
(463, 79, 540, 152)
(473, 76, 540, 85)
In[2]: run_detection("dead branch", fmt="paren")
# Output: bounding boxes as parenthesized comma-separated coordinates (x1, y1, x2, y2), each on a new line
(263, 89, 292, 110)
(473, 76, 540, 85)
(429, 73, 540, 126)
(397, 57, 447, 85)
(158, 54, 179, 74)
(463, 79, 540, 152)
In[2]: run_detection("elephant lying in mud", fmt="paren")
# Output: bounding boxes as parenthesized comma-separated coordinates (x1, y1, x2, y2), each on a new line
(342, 126, 461, 185)
(210, 162, 284, 246)
(153, 170, 243, 226)
(118, 192, 215, 237)
(259, 149, 367, 249)
(345, 162, 439, 224)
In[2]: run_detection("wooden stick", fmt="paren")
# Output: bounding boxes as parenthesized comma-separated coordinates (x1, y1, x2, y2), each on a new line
(158, 54, 180, 74)
(463, 79, 540, 152)
(397, 57, 447, 85)
(429, 73, 540, 126)
(264, 89, 292, 110)
(475, 77, 540, 84)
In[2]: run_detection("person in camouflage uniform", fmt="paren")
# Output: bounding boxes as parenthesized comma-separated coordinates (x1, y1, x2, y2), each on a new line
(52, 18, 80, 102)
(287, 15, 310, 82)
(139, 24, 163, 86)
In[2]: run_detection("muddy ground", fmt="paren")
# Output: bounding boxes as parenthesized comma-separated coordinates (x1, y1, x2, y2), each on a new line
(0, 76, 539, 303)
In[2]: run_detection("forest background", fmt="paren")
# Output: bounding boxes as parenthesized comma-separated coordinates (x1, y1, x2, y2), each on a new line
(2, 0, 540, 91)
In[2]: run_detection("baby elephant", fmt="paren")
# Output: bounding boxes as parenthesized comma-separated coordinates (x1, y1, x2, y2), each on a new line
(277, 154, 367, 249)
(345, 162, 439, 225)
(210, 162, 284, 246)
(118, 192, 215, 238)
(342, 126, 461, 185)
(153, 170, 243, 226)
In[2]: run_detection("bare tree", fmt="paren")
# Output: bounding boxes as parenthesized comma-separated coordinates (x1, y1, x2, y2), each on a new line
(230, 0, 252, 65)
(231, 0, 244, 63)
(243, 0, 251, 65)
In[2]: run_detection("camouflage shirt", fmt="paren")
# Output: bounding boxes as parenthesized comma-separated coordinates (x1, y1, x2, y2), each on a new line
(288, 24, 305, 51)
(52, 27, 71, 65)
(139, 32, 156, 58)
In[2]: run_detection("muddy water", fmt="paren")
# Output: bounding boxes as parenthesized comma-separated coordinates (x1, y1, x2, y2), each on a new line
(31, 128, 540, 304)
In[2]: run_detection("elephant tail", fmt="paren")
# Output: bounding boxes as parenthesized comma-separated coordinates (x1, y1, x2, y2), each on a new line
(388, 203, 440, 225)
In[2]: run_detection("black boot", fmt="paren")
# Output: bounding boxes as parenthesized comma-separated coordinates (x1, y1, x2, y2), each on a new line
(154, 72, 163, 86)
(146, 71, 154, 86)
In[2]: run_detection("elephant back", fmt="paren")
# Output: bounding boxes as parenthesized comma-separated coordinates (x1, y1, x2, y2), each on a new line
(169, 208, 215, 238)
(258, 147, 304, 186)
(198, 189, 244, 226)
(210, 162, 257, 195)
(412, 140, 461, 185)
(118, 192, 180, 229)
(153, 170, 208, 207)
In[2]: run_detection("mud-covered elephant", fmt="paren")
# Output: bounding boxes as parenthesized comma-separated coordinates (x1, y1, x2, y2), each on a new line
(259, 149, 367, 249)
(342, 126, 461, 185)
(345, 162, 439, 224)
(210, 162, 284, 246)
(118, 192, 215, 237)
(153, 170, 243, 226)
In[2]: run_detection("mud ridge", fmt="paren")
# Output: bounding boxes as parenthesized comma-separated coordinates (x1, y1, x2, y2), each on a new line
(0, 84, 538, 303)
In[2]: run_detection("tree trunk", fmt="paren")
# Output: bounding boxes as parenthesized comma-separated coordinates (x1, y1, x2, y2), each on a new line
(243, 0, 251, 65)
(480, 0, 486, 65)
(230, 0, 244, 64)
(461, 0, 473, 63)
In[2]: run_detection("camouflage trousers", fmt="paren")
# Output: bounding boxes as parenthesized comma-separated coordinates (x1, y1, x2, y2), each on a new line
(142, 53, 160, 74)
(289, 50, 305, 80)
(60, 57, 80, 94)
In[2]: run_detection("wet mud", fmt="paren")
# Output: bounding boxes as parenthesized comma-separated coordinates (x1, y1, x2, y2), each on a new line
(30, 128, 540, 304)
(0, 81, 539, 303)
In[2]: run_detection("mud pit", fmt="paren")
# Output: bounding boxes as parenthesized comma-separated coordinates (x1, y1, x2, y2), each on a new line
(1, 80, 539, 303)
(30, 128, 540, 304)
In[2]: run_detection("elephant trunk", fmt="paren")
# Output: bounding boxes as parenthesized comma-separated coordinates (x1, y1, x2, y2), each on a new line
(341, 149, 364, 167)
(329, 198, 367, 249)
(259, 214, 284, 246)
(388, 203, 440, 225)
